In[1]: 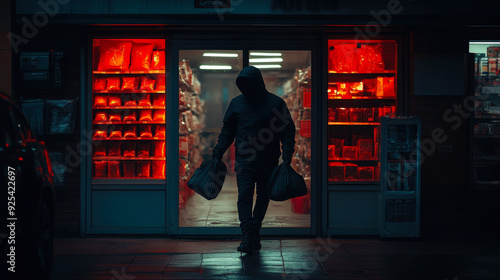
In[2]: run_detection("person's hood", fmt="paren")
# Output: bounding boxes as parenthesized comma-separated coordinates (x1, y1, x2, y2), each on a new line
(236, 66, 267, 101)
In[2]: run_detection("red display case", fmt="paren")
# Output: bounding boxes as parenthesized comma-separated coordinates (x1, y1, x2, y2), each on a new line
(91, 38, 166, 179)
(327, 39, 397, 183)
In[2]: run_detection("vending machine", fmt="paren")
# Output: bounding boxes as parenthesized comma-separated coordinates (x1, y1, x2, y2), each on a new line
(379, 116, 421, 238)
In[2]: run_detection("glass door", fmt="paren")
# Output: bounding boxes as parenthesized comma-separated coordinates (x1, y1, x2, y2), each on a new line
(175, 46, 312, 232)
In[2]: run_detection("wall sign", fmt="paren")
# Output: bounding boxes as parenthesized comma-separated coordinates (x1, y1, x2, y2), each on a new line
(195, 0, 231, 8)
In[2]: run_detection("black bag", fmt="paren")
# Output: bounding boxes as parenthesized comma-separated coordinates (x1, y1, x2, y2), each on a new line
(267, 163, 308, 201)
(187, 158, 227, 200)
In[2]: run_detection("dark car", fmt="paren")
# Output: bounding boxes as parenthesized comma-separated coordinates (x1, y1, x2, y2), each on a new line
(0, 92, 55, 280)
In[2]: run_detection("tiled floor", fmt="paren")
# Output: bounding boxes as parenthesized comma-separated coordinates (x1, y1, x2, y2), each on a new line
(179, 174, 311, 228)
(50, 236, 500, 280)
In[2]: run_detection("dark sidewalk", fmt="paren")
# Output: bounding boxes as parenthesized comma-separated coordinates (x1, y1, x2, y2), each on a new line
(50, 235, 500, 280)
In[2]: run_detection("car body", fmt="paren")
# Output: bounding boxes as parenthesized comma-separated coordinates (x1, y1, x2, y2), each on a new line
(0, 92, 55, 280)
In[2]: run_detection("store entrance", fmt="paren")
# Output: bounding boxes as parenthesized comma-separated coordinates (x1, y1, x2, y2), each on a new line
(174, 46, 313, 234)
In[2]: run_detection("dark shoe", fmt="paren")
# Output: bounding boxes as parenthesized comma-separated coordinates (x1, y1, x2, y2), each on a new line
(237, 230, 253, 254)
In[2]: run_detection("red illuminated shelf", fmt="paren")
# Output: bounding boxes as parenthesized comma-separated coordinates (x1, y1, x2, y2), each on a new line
(328, 96, 396, 100)
(93, 70, 165, 74)
(328, 157, 379, 161)
(93, 121, 165, 125)
(93, 137, 165, 141)
(93, 90, 166, 94)
(93, 106, 165, 110)
(93, 156, 166, 160)
(328, 70, 396, 74)
(328, 122, 379, 126)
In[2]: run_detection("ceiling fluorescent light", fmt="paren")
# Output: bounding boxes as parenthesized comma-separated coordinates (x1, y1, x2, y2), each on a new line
(249, 58, 284, 63)
(203, 53, 239, 57)
(251, 64, 282, 69)
(200, 65, 232, 70)
(250, 52, 282, 56)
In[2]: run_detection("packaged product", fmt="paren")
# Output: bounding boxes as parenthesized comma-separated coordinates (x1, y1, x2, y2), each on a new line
(97, 40, 133, 71)
(151, 50, 166, 70)
(123, 161, 136, 177)
(94, 95, 107, 106)
(138, 142, 151, 157)
(109, 128, 122, 138)
(139, 110, 153, 121)
(93, 161, 107, 177)
(137, 161, 151, 177)
(123, 125, 137, 138)
(139, 76, 156, 91)
(357, 44, 384, 72)
(328, 162, 344, 181)
(108, 96, 121, 106)
(93, 143, 106, 157)
(342, 146, 358, 158)
(358, 139, 373, 158)
(359, 166, 374, 180)
(139, 125, 153, 138)
(106, 77, 121, 91)
(123, 111, 137, 121)
(93, 77, 107, 91)
(121, 77, 138, 91)
(344, 163, 358, 180)
(108, 112, 121, 122)
(152, 161, 166, 178)
(107, 161, 120, 177)
(94, 112, 107, 122)
(330, 44, 357, 72)
(138, 93, 151, 106)
(108, 142, 121, 157)
(153, 94, 165, 106)
(153, 110, 165, 121)
(123, 141, 137, 157)
(129, 44, 154, 71)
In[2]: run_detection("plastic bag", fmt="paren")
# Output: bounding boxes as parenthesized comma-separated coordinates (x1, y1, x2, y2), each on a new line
(106, 77, 121, 91)
(95, 112, 107, 122)
(267, 163, 307, 201)
(139, 76, 156, 91)
(139, 125, 153, 138)
(46, 99, 76, 135)
(93, 77, 107, 91)
(93, 143, 106, 157)
(151, 50, 165, 70)
(129, 44, 154, 71)
(153, 110, 165, 121)
(123, 141, 136, 157)
(154, 125, 165, 138)
(108, 96, 121, 107)
(109, 112, 121, 122)
(108, 161, 121, 177)
(153, 141, 165, 157)
(97, 40, 133, 71)
(138, 94, 151, 106)
(123, 111, 137, 121)
(153, 94, 165, 106)
(94, 161, 107, 177)
(108, 142, 121, 157)
(121, 77, 138, 91)
(152, 161, 166, 178)
(187, 158, 227, 200)
(137, 161, 151, 177)
(156, 75, 166, 91)
(123, 126, 136, 138)
(123, 161, 136, 177)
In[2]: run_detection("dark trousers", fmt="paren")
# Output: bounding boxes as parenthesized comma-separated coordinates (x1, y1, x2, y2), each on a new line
(236, 167, 274, 230)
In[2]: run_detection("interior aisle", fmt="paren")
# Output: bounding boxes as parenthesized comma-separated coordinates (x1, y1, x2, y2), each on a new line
(179, 175, 310, 228)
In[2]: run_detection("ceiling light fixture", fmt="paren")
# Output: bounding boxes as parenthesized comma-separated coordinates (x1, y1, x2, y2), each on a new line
(203, 53, 239, 57)
(199, 65, 232, 70)
(251, 64, 282, 69)
(249, 58, 284, 63)
(250, 52, 282, 56)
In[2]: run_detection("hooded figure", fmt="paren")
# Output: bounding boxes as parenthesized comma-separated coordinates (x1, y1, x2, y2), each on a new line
(212, 66, 296, 254)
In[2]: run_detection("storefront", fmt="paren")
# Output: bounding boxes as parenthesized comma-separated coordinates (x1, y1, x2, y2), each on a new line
(11, 0, 500, 237)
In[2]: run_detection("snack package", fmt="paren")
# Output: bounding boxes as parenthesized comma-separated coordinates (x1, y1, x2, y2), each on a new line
(123, 125, 137, 138)
(108, 142, 121, 157)
(140, 125, 153, 138)
(109, 128, 122, 138)
(93, 161, 107, 177)
(93, 130, 107, 138)
(107, 161, 120, 177)
(153, 94, 165, 106)
(108, 112, 121, 122)
(152, 161, 166, 178)
(153, 141, 165, 157)
(139, 110, 153, 121)
(123, 161, 136, 177)
(350, 82, 364, 96)
(93, 143, 106, 157)
(156, 75, 166, 91)
(336, 82, 350, 98)
(383, 77, 395, 97)
(139, 77, 156, 91)
(123, 111, 137, 121)
(328, 162, 344, 181)
(94, 112, 107, 122)
(138, 93, 151, 106)
(358, 139, 373, 158)
(330, 44, 357, 72)
(137, 161, 151, 177)
(363, 108, 375, 122)
(328, 108, 336, 122)
(154, 125, 165, 138)
(123, 141, 137, 157)
(93, 77, 107, 91)
(343, 146, 358, 158)
(124, 97, 137, 107)
(344, 163, 358, 180)
(330, 139, 344, 158)
(108, 96, 121, 107)
(138, 142, 151, 157)
(359, 166, 374, 180)
(151, 50, 165, 70)
(106, 77, 121, 91)
(349, 108, 363, 122)
(337, 108, 349, 122)
(121, 77, 138, 91)
(97, 40, 133, 71)
(363, 78, 377, 96)
(153, 110, 165, 122)
(94, 95, 107, 106)
(129, 44, 154, 71)
(357, 44, 384, 72)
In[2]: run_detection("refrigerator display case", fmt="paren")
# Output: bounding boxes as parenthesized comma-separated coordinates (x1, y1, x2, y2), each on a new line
(327, 40, 397, 183)
(88, 38, 167, 234)
(469, 42, 500, 189)
(326, 39, 398, 235)
(380, 116, 421, 238)
(91, 39, 166, 179)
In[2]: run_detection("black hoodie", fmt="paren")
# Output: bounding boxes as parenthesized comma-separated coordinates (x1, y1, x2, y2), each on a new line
(212, 66, 296, 171)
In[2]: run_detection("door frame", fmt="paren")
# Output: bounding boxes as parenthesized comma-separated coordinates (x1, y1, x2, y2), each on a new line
(168, 37, 320, 236)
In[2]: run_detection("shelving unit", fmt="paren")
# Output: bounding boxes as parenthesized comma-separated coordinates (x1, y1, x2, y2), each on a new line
(470, 43, 500, 190)
(326, 39, 398, 235)
(379, 116, 421, 238)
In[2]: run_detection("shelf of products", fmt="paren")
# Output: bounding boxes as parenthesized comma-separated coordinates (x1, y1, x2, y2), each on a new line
(91, 38, 166, 179)
(283, 67, 312, 214)
(327, 39, 397, 183)
(471, 43, 500, 189)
